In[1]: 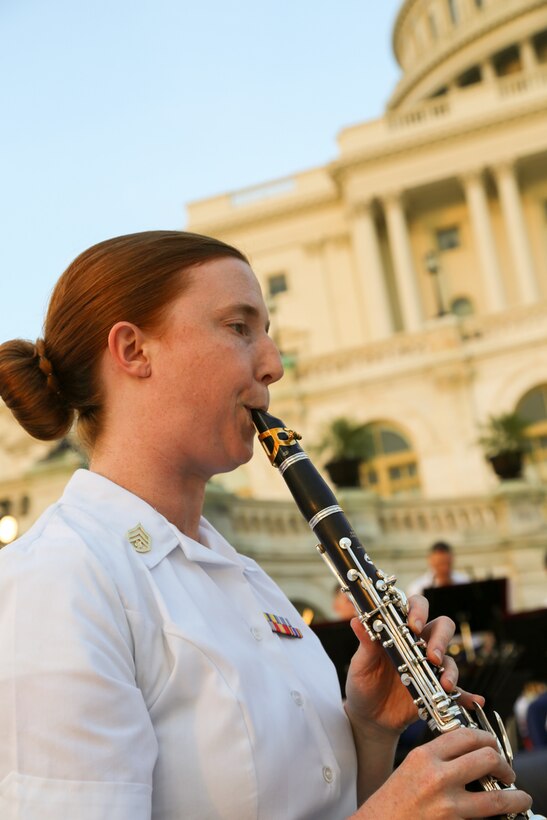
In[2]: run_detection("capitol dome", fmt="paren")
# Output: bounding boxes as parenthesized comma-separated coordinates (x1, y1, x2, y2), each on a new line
(390, 0, 547, 109)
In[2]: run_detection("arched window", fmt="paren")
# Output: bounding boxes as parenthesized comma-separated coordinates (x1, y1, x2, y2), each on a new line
(516, 385, 547, 478)
(360, 423, 420, 497)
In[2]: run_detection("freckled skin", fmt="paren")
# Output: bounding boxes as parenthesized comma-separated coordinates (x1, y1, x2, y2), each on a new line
(144, 258, 284, 481)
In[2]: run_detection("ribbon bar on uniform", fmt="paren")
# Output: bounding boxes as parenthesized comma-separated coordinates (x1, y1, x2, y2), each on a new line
(263, 612, 303, 638)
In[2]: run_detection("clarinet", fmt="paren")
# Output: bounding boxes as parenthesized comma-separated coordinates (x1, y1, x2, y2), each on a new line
(252, 408, 544, 820)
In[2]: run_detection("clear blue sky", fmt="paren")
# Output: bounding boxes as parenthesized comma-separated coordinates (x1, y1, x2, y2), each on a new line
(1, 0, 401, 342)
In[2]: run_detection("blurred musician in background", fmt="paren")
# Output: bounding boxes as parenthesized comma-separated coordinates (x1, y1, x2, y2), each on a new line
(407, 541, 470, 598)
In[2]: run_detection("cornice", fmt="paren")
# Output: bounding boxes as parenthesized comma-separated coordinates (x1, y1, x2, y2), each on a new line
(188, 73, 547, 236)
(189, 95, 547, 236)
(389, 0, 547, 110)
(332, 96, 547, 183)
(188, 187, 342, 236)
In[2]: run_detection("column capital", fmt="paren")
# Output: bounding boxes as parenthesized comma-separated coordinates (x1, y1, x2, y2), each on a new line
(382, 189, 406, 209)
(491, 158, 517, 178)
(348, 199, 376, 220)
(460, 167, 486, 187)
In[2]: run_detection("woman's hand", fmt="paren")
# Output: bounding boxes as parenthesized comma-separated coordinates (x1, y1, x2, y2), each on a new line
(343, 594, 533, 818)
(344, 593, 483, 737)
(353, 728, 533, 819)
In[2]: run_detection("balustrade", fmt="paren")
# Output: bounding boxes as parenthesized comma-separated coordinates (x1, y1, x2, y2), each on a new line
(211, 483, 547, 554)
(293, 302, 547, 383)
(203, 483, 547, 612)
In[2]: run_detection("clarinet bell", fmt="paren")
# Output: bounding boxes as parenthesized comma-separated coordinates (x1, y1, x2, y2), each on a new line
(473, 701, 513, 764)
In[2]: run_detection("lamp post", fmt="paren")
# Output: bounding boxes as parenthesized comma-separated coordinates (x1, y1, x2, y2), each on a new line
(424, 250, 447, 318)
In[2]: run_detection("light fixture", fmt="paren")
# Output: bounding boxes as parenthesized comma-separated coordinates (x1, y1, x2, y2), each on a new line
(424, 249, 439, 275)
(424, 250, 447, 317)
(0, 515, 18, 545)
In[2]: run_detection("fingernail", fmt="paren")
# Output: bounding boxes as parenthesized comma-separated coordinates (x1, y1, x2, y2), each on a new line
(413, 619, 423, 633)
(432, 649, 443, 663)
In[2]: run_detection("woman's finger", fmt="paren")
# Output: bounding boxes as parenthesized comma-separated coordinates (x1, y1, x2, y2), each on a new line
(406, 594, 429, 634)
(420, 615, 457, 663)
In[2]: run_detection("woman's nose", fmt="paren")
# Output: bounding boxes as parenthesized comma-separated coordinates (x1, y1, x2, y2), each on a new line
(259, 335, 284, 386)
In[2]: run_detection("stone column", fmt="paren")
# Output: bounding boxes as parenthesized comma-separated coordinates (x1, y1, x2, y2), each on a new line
(438, 0, 453, 33)
(520, 38, 537, 73)
(494, 162, 539, 304)
(462, 170, 506, 312)
(481, 59, 496, 82)
(459, 0, 475, 21)
(383, 192, 422, 332)
(349, 202, 393, 340)
(304, 240, 339, 350)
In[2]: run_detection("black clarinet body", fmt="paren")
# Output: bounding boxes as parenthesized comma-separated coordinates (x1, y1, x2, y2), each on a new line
(252, 408, 543, 820)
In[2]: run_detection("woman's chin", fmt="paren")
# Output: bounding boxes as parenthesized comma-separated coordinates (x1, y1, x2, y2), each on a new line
(212, 443, 254, 476)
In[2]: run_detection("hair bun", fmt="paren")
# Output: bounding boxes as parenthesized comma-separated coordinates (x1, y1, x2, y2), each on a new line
(34, 338, 61, 396)
(0, 338, 73, 441)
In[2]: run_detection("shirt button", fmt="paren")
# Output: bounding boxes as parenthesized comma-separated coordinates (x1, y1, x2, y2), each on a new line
(322, 766, 334, 784)
(290, 690, 303, 706)
(250, 626, 263, 641)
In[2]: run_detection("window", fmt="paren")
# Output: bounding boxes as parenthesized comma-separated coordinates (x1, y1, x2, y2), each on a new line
(430, 86, 448, 98)
(534, 30, 547, 64)
(457, 66, 481, 88)
(436, 226, 460, 251)
(447, 0, 459, 25)
(360, 423, 420, 497)
(450, 296, 474, 316)
(493, 46, 521, 77)
(267, 272, 288, 297)
(428, 13, 438, 40)
(517, 385, 547, 480)
(474, 0, 483, 8)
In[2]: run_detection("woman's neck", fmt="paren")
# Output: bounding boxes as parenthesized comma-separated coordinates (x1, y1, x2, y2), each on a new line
(89, 450, 207, 543)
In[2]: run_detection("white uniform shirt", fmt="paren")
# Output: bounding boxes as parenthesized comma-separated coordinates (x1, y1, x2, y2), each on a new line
(0, 469, 357, 820)
(406, 570, 470, 599)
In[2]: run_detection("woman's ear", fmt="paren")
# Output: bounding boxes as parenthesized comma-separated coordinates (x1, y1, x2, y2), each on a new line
(107, 322, 151, 378)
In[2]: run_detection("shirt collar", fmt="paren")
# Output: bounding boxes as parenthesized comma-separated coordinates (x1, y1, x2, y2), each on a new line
(60, 469, 250, 571)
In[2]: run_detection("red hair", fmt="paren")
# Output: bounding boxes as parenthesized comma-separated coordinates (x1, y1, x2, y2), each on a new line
(0, 230, 248, 452)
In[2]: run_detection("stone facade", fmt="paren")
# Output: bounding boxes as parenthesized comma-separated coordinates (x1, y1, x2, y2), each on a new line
(186, 0, 547, 502)
(187, 0, 547, 613)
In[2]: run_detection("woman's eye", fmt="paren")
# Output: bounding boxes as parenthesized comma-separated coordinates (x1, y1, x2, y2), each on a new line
(230, 322, 248, 336)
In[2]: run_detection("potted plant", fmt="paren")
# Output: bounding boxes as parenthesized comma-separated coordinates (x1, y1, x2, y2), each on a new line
(477, 411, 530, 480)
(315, 417, 373, 488)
